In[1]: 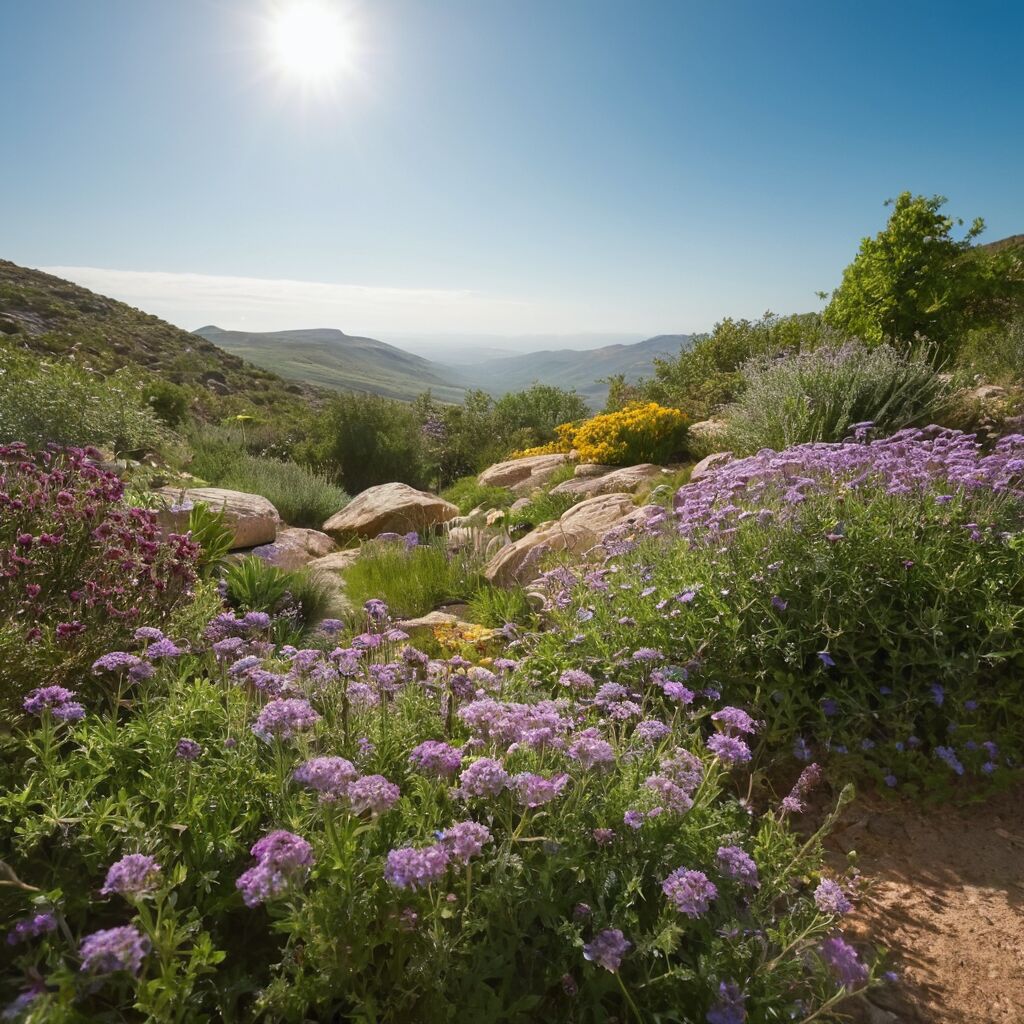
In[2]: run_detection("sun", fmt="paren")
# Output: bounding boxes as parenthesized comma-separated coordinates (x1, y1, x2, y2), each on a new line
(267, 1, 356, 85)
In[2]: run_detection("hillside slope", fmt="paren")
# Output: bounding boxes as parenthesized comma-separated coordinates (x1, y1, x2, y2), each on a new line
(0, 260, 313, 417)
(456, 334, 693, 405)
(195, 326, 467, 404)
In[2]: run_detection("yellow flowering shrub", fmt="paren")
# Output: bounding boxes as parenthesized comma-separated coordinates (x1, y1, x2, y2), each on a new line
(512, 403, 687, 466)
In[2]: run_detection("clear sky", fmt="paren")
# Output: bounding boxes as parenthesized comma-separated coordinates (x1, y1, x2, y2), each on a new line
(2, 0, 1022, 345)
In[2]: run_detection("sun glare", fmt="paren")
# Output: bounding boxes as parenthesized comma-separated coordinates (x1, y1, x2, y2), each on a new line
(267, 1, 356, 85)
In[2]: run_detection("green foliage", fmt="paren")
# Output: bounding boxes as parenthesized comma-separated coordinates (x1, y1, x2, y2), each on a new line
(142, 378, 190, 427)
(493, 384, 590, 441)
(186, 503, 235, 579)
(506, 490, 580, 530)
(441, 476, 515, 515)
(530, 483, 1024, 792)
(640, 312, 837, 418)
(722, 342, 954, 454)
(341, 539, 486, 618)
(466, 584, 538, 629)
(0, 344, 167, 455)
(958, 316, 1024, 384)
(224, 556, 292, 613)
(824, 192, 1024, 359)
(187, 425, 348, 528)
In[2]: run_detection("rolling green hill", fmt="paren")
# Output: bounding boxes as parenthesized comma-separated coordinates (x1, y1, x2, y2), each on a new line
(0, 260, 314, 420)
(194, 326, 468, 404)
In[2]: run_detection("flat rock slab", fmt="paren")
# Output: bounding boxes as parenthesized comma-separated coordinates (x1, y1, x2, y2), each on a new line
(256, 527, 336, 570)
(307, 550, 362, 574)
(484, 492, 636, 587)
(549, 463, 665, 498)
(322, 483, 458, 540)
(478, 453, 570, 493)
(688, 451, 734, 483)
(156, 486, 280, 549)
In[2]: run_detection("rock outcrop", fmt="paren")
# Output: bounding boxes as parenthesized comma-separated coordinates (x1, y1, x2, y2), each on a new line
(322, 483, 459, 540)
(549, 463, 665, 499)
(257, 527, 336, 570)
(478, 453, 571, 494)
(156, 487, 280, 549)
(689, 451, 734, 482)
(484, 492, 636, 587)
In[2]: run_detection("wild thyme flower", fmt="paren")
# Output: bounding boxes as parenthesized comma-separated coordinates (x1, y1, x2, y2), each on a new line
(176, 738, 201, 761)
(6, 913, 57, 945)
(558, 668, 595, 690)
(455, 758, 510, 799)
(644, 775, 694, 814)
(710, 707, 759, 736)
(662, 868, 717, 917)
(23, 686, 85, 721)
(567, 729, 615, 770)
(236, 830, 314, 907)
(293, 756, 358, 801)
(133, 626, 164, 643)
(145, 637, 183, 660)
(934, 745, 964, 775)
(716, 846, 759, 888)
(814, 879, 852, 915)
(819, 935, 868, 988)
(92, 651, 143, 674)
(346, 775, 401, 816)
(441, 821, 492, 863)
(384, 844, 450, 890)
(101, 854, 162, 898)
(512, 771, 569, 808)
(706, 733, 751, 765)
(408, 740, 463, 779)
(707, 981, 747, 1024)
(582, 928, 631, 973)
(79, 926, 149, 975)
(634, 719, 672, 744)
(251, 698, 320, 744)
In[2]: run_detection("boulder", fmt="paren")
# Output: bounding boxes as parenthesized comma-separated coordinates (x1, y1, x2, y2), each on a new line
(308, 549, 362, 575)
(255, 527, 336, 570)
(478, 453, 570, 493)
(484, 492, 636, 587)
(689, 451, 734, 483)
(156, 487, 280, 549)
(574, 463, 614, 479)
(688, 418, 729, 454)
(549, 463, 665, 499)
(322, 483, 459, 540)
(447, 526, 505, 558)
(509, 496, 532, 513)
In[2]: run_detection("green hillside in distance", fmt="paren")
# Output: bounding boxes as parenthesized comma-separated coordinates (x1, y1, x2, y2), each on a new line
(195, 326, 468, 404)
(456, 334, 693, 406)
(0, 260, 314, 419)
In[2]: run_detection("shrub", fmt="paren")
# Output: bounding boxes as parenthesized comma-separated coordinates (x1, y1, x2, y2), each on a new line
(0, 346, 167, 455)
(187, 426, 348, 528)
(466, 583, 538, 629)
(0, 598, 873, 1021)
(0, 445, 199, 715)
(341, 538, 485, 619)
(722, 342, 954, 454)
(441, 476, 514, 515)
(516, 403, 688, 466)
(530, 428, 1024, 793)
(958, 316, 1024, 385)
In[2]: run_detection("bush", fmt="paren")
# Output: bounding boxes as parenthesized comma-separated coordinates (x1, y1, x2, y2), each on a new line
(517, 403, 688, 466)
(958, 316, 1024, 385)
(0, 445, 199, 715)
(0, 599, 873, 1021)
(341, 538, 485, 619)
(441, 476, 515, 515)
(722, 342, 953, 454)
(466, 583, 538, 629)
(187, 426, 348, 528)
(0, 346, 167, 455)
(530, 429, 1024, 793)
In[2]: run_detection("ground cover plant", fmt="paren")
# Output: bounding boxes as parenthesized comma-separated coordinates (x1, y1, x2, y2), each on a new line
(1, 580, 879, 1022)
(528, 427, 1024, 793)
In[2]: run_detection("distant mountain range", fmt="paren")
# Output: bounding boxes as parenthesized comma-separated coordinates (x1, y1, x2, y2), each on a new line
(194, 326, 468, 404)
(198, 325, 692, 407)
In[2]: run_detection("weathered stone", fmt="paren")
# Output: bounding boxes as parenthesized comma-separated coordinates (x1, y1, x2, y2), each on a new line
(156, 487, 280, 549)
(688, 451, 734, 483)
(478, 453, 570, 492)
(485, 508, 506, 526)
(322, 483, 458, 540)
(260, 527, 336, 570)
(574, 463, 614, 479)
(688, 417, 729, 449)
(307, 549, 362, 574)
(484, 492, 636, 587)
(549, 463, 665, 498)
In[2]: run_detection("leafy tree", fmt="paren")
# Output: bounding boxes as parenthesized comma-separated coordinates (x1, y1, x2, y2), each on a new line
(824, 192, 1024, 359)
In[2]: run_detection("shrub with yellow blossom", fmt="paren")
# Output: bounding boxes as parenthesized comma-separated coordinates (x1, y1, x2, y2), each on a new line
(512, 403, 687, 466)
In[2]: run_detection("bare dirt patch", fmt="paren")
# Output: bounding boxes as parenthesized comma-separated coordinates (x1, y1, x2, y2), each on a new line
(827, 787, 1024, 1023)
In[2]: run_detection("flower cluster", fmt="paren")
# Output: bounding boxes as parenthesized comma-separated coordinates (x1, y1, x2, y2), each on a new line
(236, 830, 314, 907)
(78, 925, 150, 976)
(100, 854, 162, 898)
(22, 685, 85, 721)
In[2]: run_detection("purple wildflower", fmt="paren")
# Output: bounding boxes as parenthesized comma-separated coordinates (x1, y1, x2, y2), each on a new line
(441, 821, 492, 863)
(707, 981, 747, 1024)
(716, 846, 759, 887)
(512, 772, 569, 808)
(293, 756, 358, 802)
(567, 729, 615, 770)
(145, 637, 183, 660)
(710, 707, 759, 735)
(455, 758, 510, 799)
(175, 738, 201, 761)
(582, 928, 631, 973)
(92, 651, 143, 674)
(384, 844, 450, 890)
(100, 854, 162, 898)
(408, 740, 463, 779)
(662, 868, 717, 917)
(820, 935, 868, 988)
(706, 733, 752, 765)
(79, 926, 149, 975)
(558, 669, 595, 690)
(6, 913, 57, 945)
(935, 745, 964, 776)
(251, 698, 320, 743)
(236, 830, 314, 907)
(22, 686, 85, 721)
(814, 879, 852, 915)
(346, 775, 400, 816)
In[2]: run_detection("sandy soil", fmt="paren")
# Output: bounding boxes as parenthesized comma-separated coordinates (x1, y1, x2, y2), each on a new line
(825, 788, 1024, 1023)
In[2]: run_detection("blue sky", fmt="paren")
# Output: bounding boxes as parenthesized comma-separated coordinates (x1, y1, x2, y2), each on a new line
(2, 0, 1022, 345)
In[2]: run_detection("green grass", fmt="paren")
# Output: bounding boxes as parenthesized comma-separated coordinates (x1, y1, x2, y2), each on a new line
(342, 539, 486, 619)
(441, 476, 515, 515)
